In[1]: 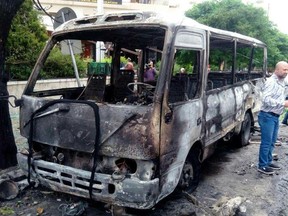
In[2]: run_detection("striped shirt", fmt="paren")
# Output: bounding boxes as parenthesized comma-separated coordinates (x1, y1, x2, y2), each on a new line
(261, 74, 286, 115)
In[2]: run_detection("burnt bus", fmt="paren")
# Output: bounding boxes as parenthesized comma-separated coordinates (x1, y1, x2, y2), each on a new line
(17, 11, 266, 212)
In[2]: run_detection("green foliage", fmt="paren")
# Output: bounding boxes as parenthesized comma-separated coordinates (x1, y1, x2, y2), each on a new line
(185, 0, 288, 68)
(172, 62, 181, 74)
(174, 50, 194, 73)
(6, 0, 48, 80)
(41, 47, 87, 79)
(101, 56, 112, 63)
(0, 206, 15, 215)
(7, 63, 33, 80)
(5, 0, 88, 81)
(120, 56, 127, 64)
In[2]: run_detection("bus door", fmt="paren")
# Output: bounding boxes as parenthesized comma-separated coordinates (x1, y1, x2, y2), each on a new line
(158, 29, 206, 198)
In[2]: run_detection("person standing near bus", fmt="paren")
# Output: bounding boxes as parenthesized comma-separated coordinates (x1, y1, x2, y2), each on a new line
(124, 58, 134, 71)
(258, 61, 288, 175)
(144, 62, 156, 82)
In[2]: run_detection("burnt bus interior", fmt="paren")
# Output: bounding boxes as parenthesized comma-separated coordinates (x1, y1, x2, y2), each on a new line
(31, 27, 166, 106)
(168, 49, 201, 104)
(207, 35, 265, 89)
(29, 26, 265, 107)
(22, 27, 168, 186)
(169, 34, 265, 104)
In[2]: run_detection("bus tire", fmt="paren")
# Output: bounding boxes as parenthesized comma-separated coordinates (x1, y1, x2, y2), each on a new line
(233, 112, 252, 147)
(177, 149, 201, 193)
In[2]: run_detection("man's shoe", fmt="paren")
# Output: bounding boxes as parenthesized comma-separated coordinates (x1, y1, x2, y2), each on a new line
(268, 163, 281, 170)
(257, 167, 274, 175)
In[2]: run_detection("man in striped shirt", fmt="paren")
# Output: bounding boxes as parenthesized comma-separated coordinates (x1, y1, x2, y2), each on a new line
(258, 61, 288, 175)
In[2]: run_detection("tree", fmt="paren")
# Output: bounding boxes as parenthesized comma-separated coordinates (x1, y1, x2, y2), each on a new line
(6, 0, 48, 80)
(0, 0, 25, 169)
(185, 0, 288, 68)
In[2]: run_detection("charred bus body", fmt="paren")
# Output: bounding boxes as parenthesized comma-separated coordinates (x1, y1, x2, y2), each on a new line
(17, 11, 266, 210)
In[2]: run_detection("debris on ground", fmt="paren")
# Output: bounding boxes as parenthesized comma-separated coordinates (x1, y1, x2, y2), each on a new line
(0, 166, 27, 201)
(58, 201, 88, 216)
(1, 117, 288, 215)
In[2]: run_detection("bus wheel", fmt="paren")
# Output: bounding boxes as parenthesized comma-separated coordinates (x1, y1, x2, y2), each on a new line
(234, 112, 252, 147)
(177, 150, 201, 193)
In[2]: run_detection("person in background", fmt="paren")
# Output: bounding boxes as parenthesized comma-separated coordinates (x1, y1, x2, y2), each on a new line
(208, 64, 211, 73)
(144, 62, 156, 82)
(148, 58, 154, 68)
(257, 61, 288, 175)
(180, 68, 186, 74)
(124, 58, 134, 71)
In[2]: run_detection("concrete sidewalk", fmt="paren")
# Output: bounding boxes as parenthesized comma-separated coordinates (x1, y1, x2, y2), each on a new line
(11, 114, 27, 152)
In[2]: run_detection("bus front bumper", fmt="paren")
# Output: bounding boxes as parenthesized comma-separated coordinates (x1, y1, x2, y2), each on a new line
(17, 153, 159, 209)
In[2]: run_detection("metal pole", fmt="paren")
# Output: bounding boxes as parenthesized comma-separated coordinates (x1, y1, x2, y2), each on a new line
(96, 0, 104, 65)
(97, 0, 104, 15)
(61, 12, 81, 87)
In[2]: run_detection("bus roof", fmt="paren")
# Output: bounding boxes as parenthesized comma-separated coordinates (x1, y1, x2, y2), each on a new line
(53, 11, 266, 47)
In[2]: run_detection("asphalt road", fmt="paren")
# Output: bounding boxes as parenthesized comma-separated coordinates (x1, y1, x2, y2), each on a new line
(2, 114, 288, 215)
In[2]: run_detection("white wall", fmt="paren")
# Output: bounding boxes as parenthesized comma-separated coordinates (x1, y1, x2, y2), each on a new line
(7, 78, 87, 115)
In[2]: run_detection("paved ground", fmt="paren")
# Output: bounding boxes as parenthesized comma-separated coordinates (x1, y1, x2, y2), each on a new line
(11, 114, 27, 152)
(2, 114, 288, 215)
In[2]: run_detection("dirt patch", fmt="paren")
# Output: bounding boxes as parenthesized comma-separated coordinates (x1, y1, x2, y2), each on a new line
(1, 116, 288, 215)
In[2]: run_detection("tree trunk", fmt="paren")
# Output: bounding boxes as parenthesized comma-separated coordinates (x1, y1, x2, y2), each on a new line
(0, 82, 17, 169)
(0, 0, 25, 169)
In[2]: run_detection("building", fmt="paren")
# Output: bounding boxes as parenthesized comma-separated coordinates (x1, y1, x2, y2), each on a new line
(39, 0, 195, 32)
(38, 0, 196, 59)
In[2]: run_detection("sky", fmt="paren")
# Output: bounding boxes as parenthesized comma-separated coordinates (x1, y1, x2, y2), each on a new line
(177, 0, 288, 35)
(263, 0, 288, 34)
(41, 0, 288, 35)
